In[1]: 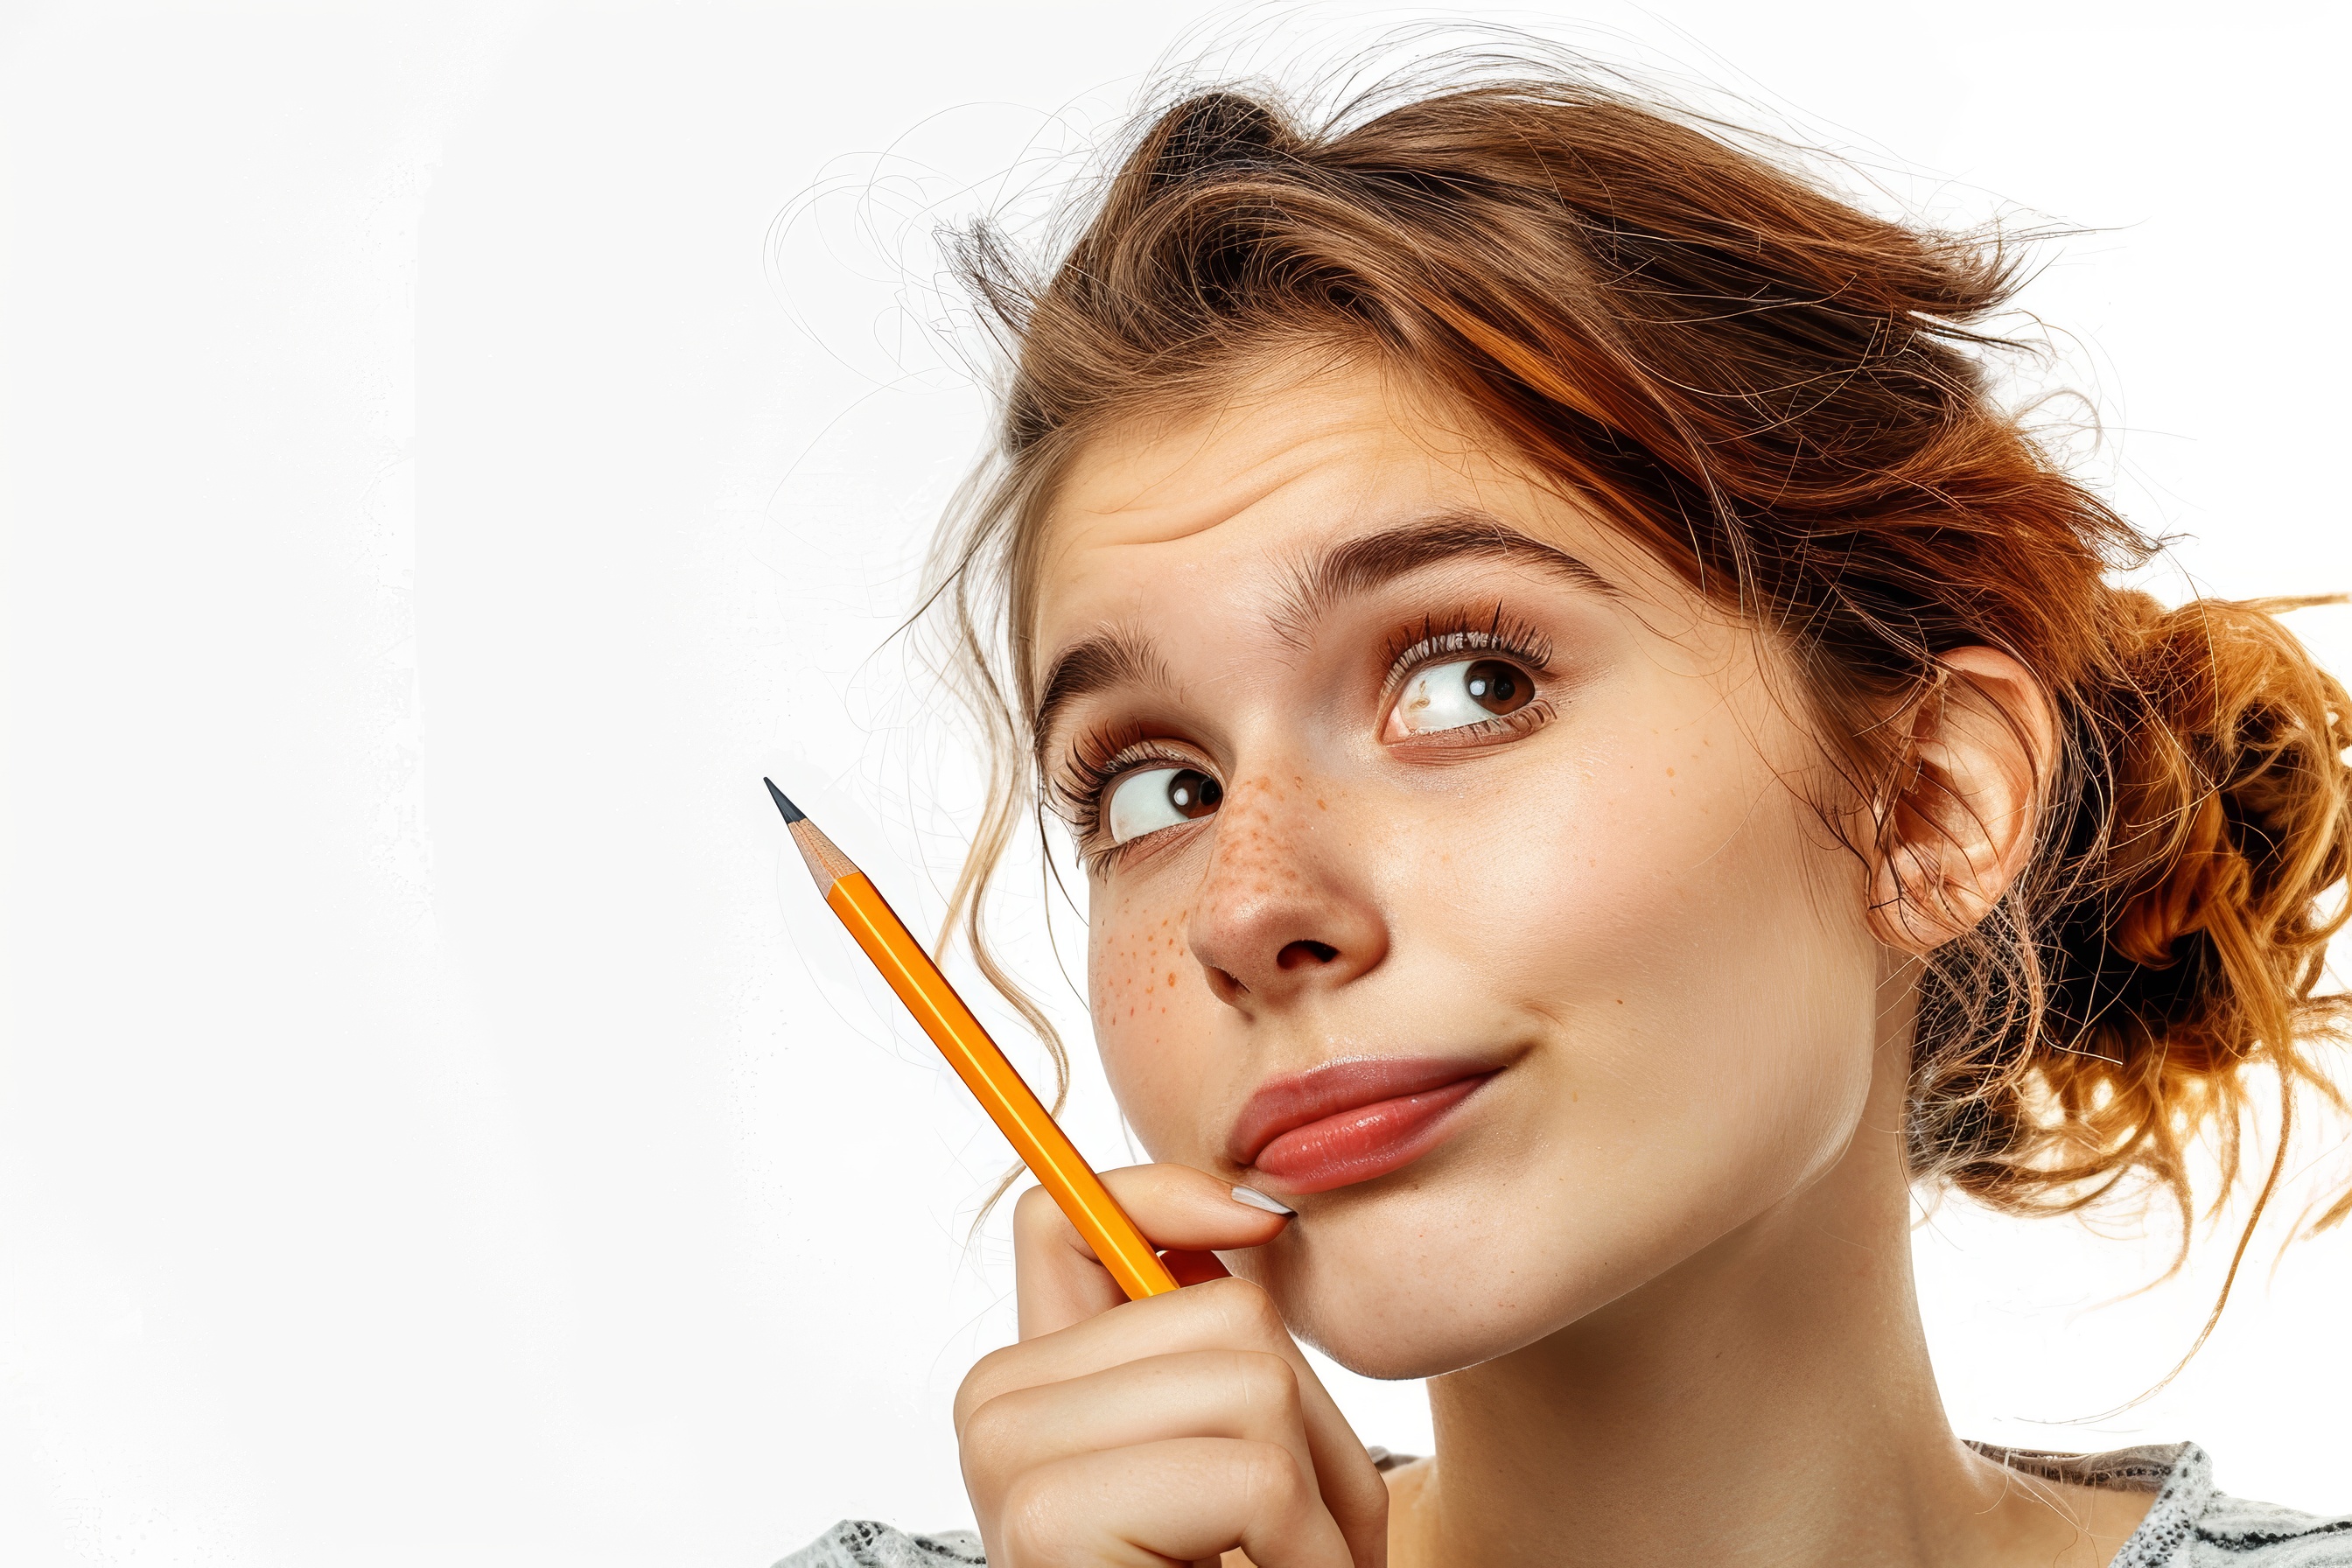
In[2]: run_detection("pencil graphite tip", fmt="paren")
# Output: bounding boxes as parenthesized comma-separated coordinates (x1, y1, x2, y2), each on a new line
(763, 777, 806, 824)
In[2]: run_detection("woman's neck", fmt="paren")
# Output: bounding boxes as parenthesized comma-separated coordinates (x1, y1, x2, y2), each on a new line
(1391, 1045, 2155, 1568)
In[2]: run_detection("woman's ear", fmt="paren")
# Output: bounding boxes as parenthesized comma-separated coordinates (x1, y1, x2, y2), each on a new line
(1867, 647, 2057, 955)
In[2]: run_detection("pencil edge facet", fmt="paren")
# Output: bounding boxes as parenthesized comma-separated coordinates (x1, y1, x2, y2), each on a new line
(788, 817, 861, 887)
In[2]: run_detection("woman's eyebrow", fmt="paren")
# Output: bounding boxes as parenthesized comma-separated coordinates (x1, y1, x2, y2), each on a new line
(1030, 510, 1612, 750)
(1271, 509, 1617, 643)
(1032, 626, 1170, 762)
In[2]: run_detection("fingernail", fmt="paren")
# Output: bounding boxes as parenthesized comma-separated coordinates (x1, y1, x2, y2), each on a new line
(1230, 1185, 1295, 1216)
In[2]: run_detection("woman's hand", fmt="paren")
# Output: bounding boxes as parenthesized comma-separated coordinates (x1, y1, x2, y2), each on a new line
(954, 1165, 1389, 1568)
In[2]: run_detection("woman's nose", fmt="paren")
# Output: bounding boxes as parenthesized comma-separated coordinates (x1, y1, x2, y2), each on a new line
(1184, 777, 1388, 1010)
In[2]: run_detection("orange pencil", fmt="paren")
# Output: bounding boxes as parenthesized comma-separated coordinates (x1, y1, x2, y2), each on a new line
(765, 778, 1184, 1301)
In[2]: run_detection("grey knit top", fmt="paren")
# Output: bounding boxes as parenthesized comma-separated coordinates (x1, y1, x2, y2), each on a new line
(778, 1443, 2349, 1567)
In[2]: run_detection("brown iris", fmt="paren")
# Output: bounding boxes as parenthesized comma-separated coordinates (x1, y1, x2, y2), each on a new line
(1463, 658, 1531, 716)
(1166, 768, 1222, 818)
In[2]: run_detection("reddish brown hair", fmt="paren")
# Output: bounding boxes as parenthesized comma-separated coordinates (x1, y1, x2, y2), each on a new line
(932, 76, 2352, 1270)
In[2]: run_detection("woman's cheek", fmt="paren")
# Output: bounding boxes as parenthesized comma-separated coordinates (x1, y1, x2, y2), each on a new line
(1086, 888, 1209, 1156)
(1532, 717, 1875, 1183)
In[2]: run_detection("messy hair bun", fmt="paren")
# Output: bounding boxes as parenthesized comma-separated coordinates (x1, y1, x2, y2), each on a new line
(933, 63, 2352, 1256)
(1914, 590, 2352, 1231)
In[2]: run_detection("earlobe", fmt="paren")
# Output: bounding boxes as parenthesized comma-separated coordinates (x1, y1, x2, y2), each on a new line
(1866, 648, 2057, 955)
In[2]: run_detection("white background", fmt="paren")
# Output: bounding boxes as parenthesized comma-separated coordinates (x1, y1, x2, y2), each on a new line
(4, 3, 2348, 1564)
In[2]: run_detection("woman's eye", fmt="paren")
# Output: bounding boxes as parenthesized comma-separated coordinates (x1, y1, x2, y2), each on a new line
(1390, 657, 1536, 736)
(1105, 766, 1222, 844)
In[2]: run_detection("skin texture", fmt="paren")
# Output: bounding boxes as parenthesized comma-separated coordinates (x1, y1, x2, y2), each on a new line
(951, 363, 2155, 1568)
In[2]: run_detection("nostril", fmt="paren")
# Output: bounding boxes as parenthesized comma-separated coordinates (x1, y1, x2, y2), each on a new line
(1276, 940, 1340, 970)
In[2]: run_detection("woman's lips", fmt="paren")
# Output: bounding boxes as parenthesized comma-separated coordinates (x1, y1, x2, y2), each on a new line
(1229, 1057, 1499, 1195)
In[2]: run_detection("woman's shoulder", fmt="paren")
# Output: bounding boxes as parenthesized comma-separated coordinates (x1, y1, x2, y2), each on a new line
(1978, 1441, 2352, 1566)
(774, 1520, 987, 1568)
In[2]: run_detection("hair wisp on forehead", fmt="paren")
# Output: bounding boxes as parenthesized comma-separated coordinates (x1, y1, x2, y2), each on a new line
(926, 57, 2352, 1290)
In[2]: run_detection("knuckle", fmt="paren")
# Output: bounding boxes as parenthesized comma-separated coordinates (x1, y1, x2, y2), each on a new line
(952, 1348, 1016, 1432)
(1011, 1185, 1062, 1237)
(1199, 1274, 1287, 1342)
(996, 1470, 1077, 1566)
(1230, 1348, 1303, 1419)
(955, 1393, 1019, 1481)
(1230, 1438, 1311, 1511)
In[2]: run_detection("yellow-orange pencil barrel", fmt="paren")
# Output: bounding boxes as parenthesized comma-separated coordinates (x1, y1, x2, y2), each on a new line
(765, 780, 1180, 1301)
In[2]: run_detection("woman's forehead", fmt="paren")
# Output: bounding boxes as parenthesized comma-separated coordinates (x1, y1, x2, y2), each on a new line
(1044, 372, 1429, 555)
(1029, 367, 1675, 664)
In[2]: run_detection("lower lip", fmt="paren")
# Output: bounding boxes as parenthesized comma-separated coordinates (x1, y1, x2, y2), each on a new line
(1249, 1073, 1494, 1194)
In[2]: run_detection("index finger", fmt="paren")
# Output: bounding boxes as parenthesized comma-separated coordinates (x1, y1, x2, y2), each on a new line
(1014, 1163, 1291, 1340)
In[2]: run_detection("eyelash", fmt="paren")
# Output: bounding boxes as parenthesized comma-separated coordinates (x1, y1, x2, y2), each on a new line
(1052, 726, 1199, 852)
(1379, 606, 1557, 702)
(1050, 606, 1560, 864)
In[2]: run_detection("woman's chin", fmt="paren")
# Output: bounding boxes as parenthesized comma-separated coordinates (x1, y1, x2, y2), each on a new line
(1311, 1322, 1509, 1382)
(1287, 1279, 1569, 1382)
(1237, 1234, 1600, 1382)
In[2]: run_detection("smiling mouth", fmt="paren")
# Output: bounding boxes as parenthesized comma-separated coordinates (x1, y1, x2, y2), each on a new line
(1228, 1056, 1500, 1195)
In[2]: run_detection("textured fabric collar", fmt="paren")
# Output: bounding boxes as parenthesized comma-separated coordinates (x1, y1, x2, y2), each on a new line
(1967, 1441, 2208, 1566)
(785, 1441, 2352, 1568)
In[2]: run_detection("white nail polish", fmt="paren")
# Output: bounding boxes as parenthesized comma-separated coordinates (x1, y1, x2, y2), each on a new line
(1231, 1185, 1295, 1216)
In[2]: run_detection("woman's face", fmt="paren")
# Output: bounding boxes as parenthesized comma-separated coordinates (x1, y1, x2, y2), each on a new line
(1030, 363, 1891, 1379)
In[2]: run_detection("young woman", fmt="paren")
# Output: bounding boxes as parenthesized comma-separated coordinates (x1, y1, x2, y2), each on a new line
(786, 66, 2352, 1568)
